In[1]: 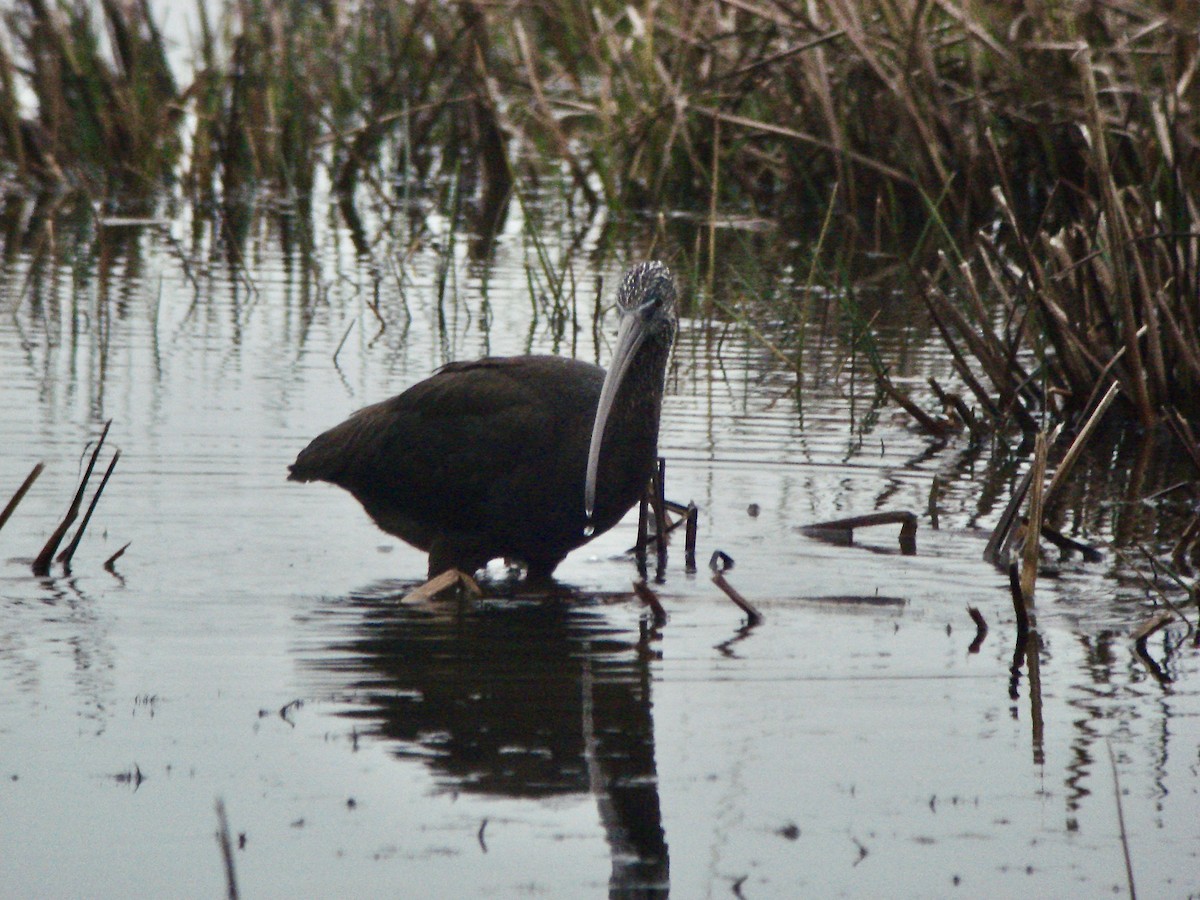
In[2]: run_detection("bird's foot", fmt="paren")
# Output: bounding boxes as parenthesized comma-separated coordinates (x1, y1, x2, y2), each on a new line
(400, 568, 483, 604)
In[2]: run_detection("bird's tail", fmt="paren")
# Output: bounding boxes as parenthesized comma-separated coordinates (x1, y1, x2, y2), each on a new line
(287, 431, 343, 483)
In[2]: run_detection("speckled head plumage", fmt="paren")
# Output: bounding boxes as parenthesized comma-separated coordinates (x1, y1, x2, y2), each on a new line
(616, 261, 678, 345)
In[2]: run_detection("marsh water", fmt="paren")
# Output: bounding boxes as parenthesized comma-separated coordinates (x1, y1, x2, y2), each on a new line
(1, 190, 1198, 898)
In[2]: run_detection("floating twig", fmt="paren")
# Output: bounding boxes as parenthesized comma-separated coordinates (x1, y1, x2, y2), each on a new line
(1109, 544, 1196, 639)
(33, 421, 112, 576)
(709, 551, 763, 625)
(0, 462, 44, 534)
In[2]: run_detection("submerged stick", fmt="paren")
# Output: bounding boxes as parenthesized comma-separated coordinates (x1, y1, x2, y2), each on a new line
(58, 450, 120, 569)
(32, 421, 112, 576)
(0, 462, 44, 534)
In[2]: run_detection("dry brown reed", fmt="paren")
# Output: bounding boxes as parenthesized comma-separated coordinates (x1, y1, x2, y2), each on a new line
(3, 1, 1198, 433)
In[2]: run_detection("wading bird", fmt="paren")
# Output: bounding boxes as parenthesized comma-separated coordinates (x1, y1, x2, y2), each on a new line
(288, 261, 678, 580)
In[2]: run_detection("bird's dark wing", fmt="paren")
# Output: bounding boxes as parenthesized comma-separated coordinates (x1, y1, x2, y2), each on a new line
(290, 356, 603, 535)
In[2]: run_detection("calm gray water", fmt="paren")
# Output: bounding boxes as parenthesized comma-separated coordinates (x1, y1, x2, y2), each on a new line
(1, 193, 1197, 897)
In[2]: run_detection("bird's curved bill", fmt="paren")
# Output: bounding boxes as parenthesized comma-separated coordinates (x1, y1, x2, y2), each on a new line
(584, 310, 648, 524)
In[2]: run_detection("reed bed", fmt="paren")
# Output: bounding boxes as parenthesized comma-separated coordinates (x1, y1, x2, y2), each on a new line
(2, 0, 1198, 427)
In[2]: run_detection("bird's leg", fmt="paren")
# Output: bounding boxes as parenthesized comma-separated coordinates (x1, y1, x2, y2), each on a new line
(634, 494, 650, 579)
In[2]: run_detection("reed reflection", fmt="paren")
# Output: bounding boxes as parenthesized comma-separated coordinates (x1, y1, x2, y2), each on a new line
(302, 585, 669, 896)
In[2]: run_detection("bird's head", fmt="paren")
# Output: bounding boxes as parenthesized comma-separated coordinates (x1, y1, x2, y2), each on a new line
(615, 260, 678, 347)
(584, 261, 678, 524)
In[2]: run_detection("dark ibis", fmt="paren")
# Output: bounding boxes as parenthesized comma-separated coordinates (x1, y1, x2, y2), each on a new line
(288, 261, 678, 579)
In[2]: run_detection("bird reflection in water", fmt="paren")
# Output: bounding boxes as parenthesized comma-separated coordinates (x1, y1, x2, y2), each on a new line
(300, 584, 669, 896)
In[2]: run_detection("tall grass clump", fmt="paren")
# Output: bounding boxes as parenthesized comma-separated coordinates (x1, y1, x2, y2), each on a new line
(919, 28, 1200, 428)
(1, 0, 179, 191)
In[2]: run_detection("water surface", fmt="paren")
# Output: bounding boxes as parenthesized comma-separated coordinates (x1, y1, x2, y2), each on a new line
(1, 196, 1197, 897)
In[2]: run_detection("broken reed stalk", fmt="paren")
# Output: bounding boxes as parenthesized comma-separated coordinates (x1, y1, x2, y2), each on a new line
(708, 551, 762, 624)
(984, 424, 1061, 567)
(800, 511, 918, 555)
(711, 570, 762, 625)
(57, 450, 120, 569)
(214, 799, 240, 900)
(1164, 408, 1200, 479)
(0, 462, 44, 534)
(1131, 611, 1174, 648)
(683, 502, 698, 573)
(1042, 381, 1120, 508)
(1008, 562, 1031, 646)
(104, 541, 131, 572)
(1008, 560, 1044, 760)
(928, 377, 980, 437)
(874, 368, 953, 439)
(1019, 433, 1048, 605)
(32, 421, 112, 576)
(1108, 544, 1196, 637)
(651, 459, 669, 576)
(966, 605, 988, 654)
